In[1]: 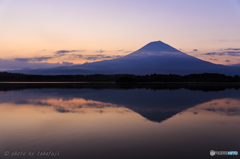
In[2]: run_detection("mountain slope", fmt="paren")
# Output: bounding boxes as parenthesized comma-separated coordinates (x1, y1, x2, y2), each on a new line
(9, 41, 240, 75)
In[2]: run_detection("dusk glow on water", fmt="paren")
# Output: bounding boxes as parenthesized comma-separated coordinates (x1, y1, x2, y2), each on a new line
(0, 88, 240, 159)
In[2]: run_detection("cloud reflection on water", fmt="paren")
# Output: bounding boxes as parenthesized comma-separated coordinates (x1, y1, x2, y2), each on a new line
(1, 89, 240, 159)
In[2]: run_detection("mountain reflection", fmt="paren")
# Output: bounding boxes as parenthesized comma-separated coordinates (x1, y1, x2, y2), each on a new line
(9, 96, 240, 123)
(10, 97, 185, 123)
(1, 88, 240, 159)
(1, 88, 240, 123)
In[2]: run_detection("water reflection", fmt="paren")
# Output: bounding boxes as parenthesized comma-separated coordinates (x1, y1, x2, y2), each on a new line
(0, 88, 240, 159)
(16, 98, 127, 114)
(185, 98, 240, 116)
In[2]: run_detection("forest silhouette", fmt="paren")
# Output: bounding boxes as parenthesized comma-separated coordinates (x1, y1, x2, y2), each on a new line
(0, 72, 240, 82)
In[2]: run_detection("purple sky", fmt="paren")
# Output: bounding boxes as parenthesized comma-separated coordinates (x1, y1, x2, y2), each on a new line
(0, 0, 240, 69)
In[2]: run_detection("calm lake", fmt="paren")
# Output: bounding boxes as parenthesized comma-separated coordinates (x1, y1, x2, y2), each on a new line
(0, 83, 240, 159)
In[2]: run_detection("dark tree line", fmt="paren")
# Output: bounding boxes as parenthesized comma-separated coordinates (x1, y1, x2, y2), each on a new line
(116, 73, 240, 82)
(0, 72, 240, 82)
(0, 72, 122, 82)
(0, 82, 239, 92)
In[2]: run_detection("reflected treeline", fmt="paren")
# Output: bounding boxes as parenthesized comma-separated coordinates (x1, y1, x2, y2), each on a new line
(0, 82, 240, 92)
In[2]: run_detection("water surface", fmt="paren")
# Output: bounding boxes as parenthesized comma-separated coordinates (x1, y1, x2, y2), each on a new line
(0, 85, 240, 159)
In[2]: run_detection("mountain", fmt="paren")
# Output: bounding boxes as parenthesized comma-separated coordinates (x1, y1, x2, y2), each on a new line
(9, 41, 240, 75)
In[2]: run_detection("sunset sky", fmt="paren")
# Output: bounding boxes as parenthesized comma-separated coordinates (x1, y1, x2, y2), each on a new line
(0, 0, 240, 70)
